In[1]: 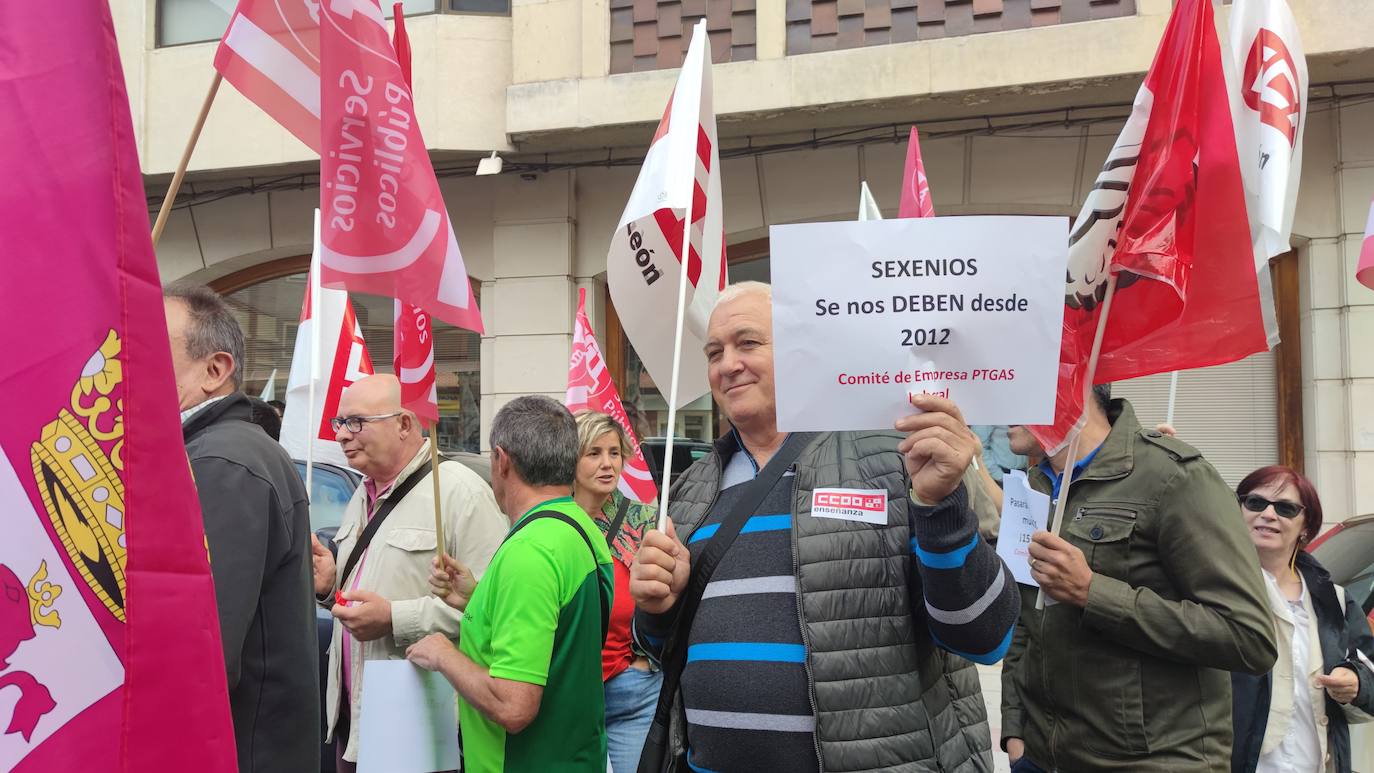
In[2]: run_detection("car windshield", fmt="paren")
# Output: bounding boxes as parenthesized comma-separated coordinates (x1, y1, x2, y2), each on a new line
(293, 461, 356, 533)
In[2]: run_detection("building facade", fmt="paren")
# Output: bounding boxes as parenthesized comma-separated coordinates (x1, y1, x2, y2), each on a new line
(115, 0, 1374, 520)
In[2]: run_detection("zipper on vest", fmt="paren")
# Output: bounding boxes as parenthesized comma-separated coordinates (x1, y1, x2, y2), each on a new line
(792, 473, 825, 772)
(1043, 497, 1060, 768)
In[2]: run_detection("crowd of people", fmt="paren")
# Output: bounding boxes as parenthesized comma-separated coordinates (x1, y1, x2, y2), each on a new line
(162, 279, 1374, 773)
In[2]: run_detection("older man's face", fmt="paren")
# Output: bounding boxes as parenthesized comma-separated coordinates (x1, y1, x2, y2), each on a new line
(164, 298, 208, 411)
(334, 382, 407, 481)
(705, 292, 777, 432)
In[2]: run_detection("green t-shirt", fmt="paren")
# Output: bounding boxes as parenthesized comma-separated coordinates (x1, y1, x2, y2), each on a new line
(458, 496, 613, 773)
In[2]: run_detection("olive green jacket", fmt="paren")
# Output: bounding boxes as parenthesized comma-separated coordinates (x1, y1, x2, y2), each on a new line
(1000, 400, 1277, 772)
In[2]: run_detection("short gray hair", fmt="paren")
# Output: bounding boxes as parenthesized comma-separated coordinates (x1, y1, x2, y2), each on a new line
(164, 282, 245, 389)
(490, 396, 578, 487)
(715, 280, 771, 308)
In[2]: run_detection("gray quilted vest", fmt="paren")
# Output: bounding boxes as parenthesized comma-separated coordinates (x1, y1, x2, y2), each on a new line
(657, 430, 993, 773)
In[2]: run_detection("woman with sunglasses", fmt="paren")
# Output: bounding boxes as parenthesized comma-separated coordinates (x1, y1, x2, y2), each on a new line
(1232, 465, 1374, 773)
(571, 411, 662, 773)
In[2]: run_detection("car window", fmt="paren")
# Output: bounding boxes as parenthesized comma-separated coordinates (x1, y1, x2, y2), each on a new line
(1312, 520, 1374, 616)
(293, 461, 357, 533)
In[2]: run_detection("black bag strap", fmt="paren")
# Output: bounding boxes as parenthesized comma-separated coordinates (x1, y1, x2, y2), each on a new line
(337, 458, 442, 590)
(504, 509, 611, 641)
(604, 497, 632, 548)
(639, 433, 816, 772)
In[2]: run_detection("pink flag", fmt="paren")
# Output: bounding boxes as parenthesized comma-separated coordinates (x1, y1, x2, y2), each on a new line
(898, 127, 935, 218)
(1359, 198, 1374, 292)
(214, 0, 321, 152)
(567, 290, 659, 504)
(606, 20, 728, 408)
(1030, 0, 1267, 453)
(1, 3, 235, 770)
(388, 7, 439, 424)
(281, 250, 376, 469)
(314, 2, 483, 333)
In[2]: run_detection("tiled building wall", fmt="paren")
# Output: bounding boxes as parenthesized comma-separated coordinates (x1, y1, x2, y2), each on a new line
(609, 0, 757, 74)
(783, 0, 1137, 55)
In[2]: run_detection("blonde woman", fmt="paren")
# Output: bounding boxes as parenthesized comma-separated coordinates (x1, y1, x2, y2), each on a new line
(573, 410, 662, 773)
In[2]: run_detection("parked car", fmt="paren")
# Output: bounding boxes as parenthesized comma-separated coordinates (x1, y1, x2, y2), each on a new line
(291, 450, 491, 772)
(640, 437, 715, 491)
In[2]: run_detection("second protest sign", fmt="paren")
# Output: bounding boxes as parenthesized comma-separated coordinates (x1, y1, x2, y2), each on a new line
(771, 216, 1068, 431)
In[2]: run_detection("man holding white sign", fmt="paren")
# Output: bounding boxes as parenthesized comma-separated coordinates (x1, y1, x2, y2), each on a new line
(629, 281, 1018, 773)
(998, 386, 1276, 772)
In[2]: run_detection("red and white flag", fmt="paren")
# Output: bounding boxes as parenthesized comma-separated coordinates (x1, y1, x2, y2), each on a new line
(1358, 198, 1374, 292)
(898, 126, 936, 218)
(1030, 0, 1269, 454)
(567, 289, 659, 503)
(2, 3, 235, 769)
(1229, 0, 1306, 346)
(387, 7, 439, 425)
(214, 0, 321, 152)
(317, 1, 484, 333)
(281, 230, 376, 468)
(607, 20, 727, 408)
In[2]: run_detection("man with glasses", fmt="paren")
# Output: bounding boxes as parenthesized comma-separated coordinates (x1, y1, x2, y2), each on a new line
(998, 384, 1277, 772)
(310, 374, 506, 772)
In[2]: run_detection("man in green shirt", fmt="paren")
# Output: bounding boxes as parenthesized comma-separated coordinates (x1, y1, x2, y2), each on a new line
(407, 395, 613, 773)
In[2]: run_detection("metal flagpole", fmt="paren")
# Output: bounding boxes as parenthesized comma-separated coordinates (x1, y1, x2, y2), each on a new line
(655, 183, 696, 532)
(305, 211, 322, 510)
(1036, 274, 1119, 610)
(1166, 370, 1180, 426)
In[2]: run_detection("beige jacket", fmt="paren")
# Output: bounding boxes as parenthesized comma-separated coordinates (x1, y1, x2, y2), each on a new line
(1259, 572, 1330, 766)
(322, 440, 507, 762)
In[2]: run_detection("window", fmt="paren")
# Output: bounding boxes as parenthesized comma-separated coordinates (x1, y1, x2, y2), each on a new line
(223, 271, 482, 453)
(155, 0, 445, 47)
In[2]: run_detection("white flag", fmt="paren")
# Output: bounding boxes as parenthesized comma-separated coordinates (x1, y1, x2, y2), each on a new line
(1229, 0, 1306, 346)
(858, 181, 884, 221)
(606, 20, 726, 409)
(280, 225, 375, 468)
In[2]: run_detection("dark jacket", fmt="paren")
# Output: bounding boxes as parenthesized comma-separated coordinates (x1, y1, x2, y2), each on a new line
(1001, 399, 1277, 772)
(636, 430, 1019, 773)
(183, 393, 319, 773)
(1232, 551, 1374, 773)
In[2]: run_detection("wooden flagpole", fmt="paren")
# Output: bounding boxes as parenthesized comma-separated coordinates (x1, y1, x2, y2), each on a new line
(1036, 274, 1119, 610)
(430, 426, 446, 561)
(151, 72, 222, 247)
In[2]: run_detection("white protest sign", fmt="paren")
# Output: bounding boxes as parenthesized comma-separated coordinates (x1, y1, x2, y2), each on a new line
(358, 660, 461, 773)
(771, 216, 1067, 431)
(996, 470, 1051, 587)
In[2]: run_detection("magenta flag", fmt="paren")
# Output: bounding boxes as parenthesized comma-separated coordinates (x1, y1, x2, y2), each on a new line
(317, 1, 485, 334)
(567, 290, 659, 504)
(214, 0, 321, 152)
(1359, 198, 1374, 292)
(898, 126, 935, 218)
(0, 3, 236, 771)
(389, 7, 440, 424)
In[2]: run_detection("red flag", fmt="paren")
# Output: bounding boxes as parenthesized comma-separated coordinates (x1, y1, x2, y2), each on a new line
(213, 0, 321, 152)
(280, 248, 376, 468)
(318, 1, 484, 334)
(606, 20, 728, 409)
(567, 290, 659, 504)
(0, 3, 235, 770)
(388, 7, 439, 424)
(898, 127, 935, 218)
(1030, 0, 1267, 453)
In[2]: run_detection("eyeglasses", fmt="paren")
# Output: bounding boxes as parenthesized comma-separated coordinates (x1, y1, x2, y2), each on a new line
(329, 412, 402, 433)
(1239, 493, 1305, 519)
